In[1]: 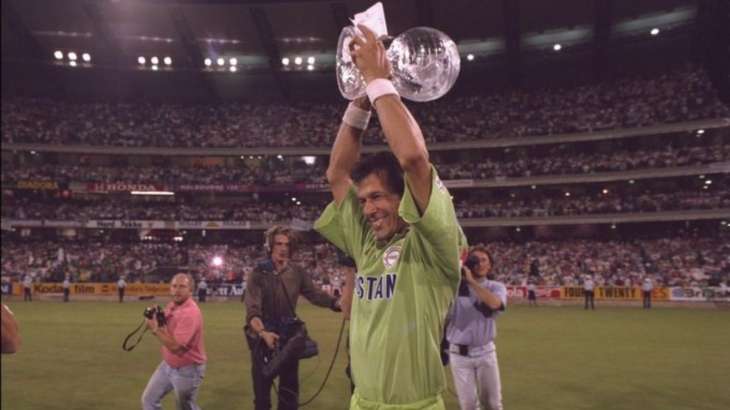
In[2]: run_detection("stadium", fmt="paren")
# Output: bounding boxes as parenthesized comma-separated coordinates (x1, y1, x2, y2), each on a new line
(1, 0, 728, 409)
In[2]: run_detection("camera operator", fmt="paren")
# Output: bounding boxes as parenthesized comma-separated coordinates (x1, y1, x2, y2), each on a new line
(244, 225, 341, 410)
(141, 273, 207, 410)
(446, 246, 507, 410)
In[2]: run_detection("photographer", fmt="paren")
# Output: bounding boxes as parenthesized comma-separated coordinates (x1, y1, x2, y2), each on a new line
(141, 273, 207, 410)
(244, 225, 340, 410)
(446, 246, 507, 410)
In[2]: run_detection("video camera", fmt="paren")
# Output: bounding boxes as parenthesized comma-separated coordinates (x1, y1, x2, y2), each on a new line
(143, 305, 167, 327)
(463, 254, 480, 273)
(249, 317, 318, 379)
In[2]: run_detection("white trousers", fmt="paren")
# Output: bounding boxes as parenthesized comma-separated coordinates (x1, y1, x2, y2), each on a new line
(449, 349, 503, 410)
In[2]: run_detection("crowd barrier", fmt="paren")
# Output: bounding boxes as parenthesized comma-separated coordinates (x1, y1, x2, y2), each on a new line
(2, 282, 728, 302)
(1, 282, 247, 298)
(507, 286, 729, 302)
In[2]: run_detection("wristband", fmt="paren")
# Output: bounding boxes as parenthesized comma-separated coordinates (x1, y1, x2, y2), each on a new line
(366, 78, 398, 104)
(342, 102, 372, 130)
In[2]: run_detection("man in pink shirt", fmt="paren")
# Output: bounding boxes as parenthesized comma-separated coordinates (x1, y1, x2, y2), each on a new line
(142, 273, 207, 410)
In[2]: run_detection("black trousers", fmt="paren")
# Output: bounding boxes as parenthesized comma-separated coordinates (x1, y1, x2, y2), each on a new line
(250, 351, 299, 410)
(642, 291, 652, 309)
(63, 289, 70, 302)
(24, 287, 32, 301)
(118, 288, 125, 302)
(198, 289, 207, 302)
(584, 290, 595, 309)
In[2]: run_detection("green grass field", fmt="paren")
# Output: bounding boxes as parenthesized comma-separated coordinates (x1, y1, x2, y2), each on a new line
(1, 300, 728, 410)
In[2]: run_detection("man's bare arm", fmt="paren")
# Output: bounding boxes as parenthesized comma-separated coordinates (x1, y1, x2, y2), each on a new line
(326, 97, 371, 205)
(351, 25, 432, 213)
(2, 304, 21, 354)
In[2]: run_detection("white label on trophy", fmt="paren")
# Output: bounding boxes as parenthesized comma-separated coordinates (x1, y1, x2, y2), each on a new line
(350, 2, 388, 39)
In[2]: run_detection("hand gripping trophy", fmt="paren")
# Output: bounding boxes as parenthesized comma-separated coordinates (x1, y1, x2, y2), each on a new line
(336, 2, 461, 102)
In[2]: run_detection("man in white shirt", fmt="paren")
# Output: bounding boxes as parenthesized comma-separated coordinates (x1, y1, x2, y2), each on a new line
(641, 276, 654, 309)
(446, 247, 507, 410)
(23, 275, 33, 302)
(197, 278, 207, 303)
(583, 276, 595, 310)
(63, 275, 71, 303)
(117, 276, 127, 303)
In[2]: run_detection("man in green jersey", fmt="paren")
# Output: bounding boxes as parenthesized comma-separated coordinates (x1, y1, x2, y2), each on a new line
(314, 25, 464, 409)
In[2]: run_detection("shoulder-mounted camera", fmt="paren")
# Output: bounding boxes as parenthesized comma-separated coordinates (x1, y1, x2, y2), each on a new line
(248, 317, 318, 379)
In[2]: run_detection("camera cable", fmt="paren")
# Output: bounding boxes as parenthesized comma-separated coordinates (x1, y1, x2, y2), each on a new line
(273, 316, 347, 407)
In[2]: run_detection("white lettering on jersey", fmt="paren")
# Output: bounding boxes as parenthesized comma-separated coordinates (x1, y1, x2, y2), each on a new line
(355, 273, 397, 301)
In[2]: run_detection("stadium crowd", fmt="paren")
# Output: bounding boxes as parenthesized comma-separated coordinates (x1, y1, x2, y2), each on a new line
(2, 63, 727, 300)
(0, 242, 186, 283)
(2, 159, 325, 186)
(480, 237, 729, 288)
(455, 189, 729, 218)
(3, 188, 727, 221)
(2, 141, 728, 185)
(438, 143, 729, 180)
(2, 65, 727, 148)
(2, 237, 727, 289)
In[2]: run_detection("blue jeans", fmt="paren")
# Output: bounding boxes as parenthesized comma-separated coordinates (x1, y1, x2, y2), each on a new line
(141, 361, 206, 410)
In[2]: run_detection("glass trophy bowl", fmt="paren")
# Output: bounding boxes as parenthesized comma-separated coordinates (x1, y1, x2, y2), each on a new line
(336, 26, 461, 102)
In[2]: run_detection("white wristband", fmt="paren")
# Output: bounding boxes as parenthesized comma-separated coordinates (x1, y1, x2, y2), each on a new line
(366, 79, 398, 104)
(342, 102, 372, 130)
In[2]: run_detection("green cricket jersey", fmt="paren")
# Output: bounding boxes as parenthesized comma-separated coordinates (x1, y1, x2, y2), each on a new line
(315, 167, 464, 408)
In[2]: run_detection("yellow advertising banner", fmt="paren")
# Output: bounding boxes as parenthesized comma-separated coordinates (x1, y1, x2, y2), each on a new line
(15, 282, 170, 297)
(560, 287, 669, 301)
(123, 283, 170, 296)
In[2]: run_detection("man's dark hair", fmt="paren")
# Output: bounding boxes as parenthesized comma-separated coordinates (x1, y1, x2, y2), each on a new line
(351, 152, 405, 195)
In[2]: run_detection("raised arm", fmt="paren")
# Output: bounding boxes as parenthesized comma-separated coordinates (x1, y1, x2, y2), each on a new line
(351, 25, 432, 214)
(1, 304, 20, 354)
(326, 97, 371, 205)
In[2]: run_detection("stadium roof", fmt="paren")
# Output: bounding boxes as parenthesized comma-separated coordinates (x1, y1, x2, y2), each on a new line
(0, 0, 702, 100)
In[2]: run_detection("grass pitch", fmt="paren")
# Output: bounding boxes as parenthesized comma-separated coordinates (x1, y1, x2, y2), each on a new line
(1, 300, 728, 410)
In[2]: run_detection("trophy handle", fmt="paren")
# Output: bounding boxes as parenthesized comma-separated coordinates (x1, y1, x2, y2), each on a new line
(336, 26, 367, 100)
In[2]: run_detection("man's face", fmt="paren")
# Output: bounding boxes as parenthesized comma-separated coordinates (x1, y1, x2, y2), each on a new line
(471, 250, 492, 278)
(271, 234, 291, 265)
(170, 274, 192, 304)
(357, 173, 404, 242)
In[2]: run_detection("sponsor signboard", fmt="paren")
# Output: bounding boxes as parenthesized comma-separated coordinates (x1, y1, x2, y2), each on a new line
(561, 286, 670, 301)
(507, 286, 561, 299)
(669, 286, 730, 302)
(12, 282, 171, 296)
(86, 182, 166, 193)
(16, 180, 59, 190)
